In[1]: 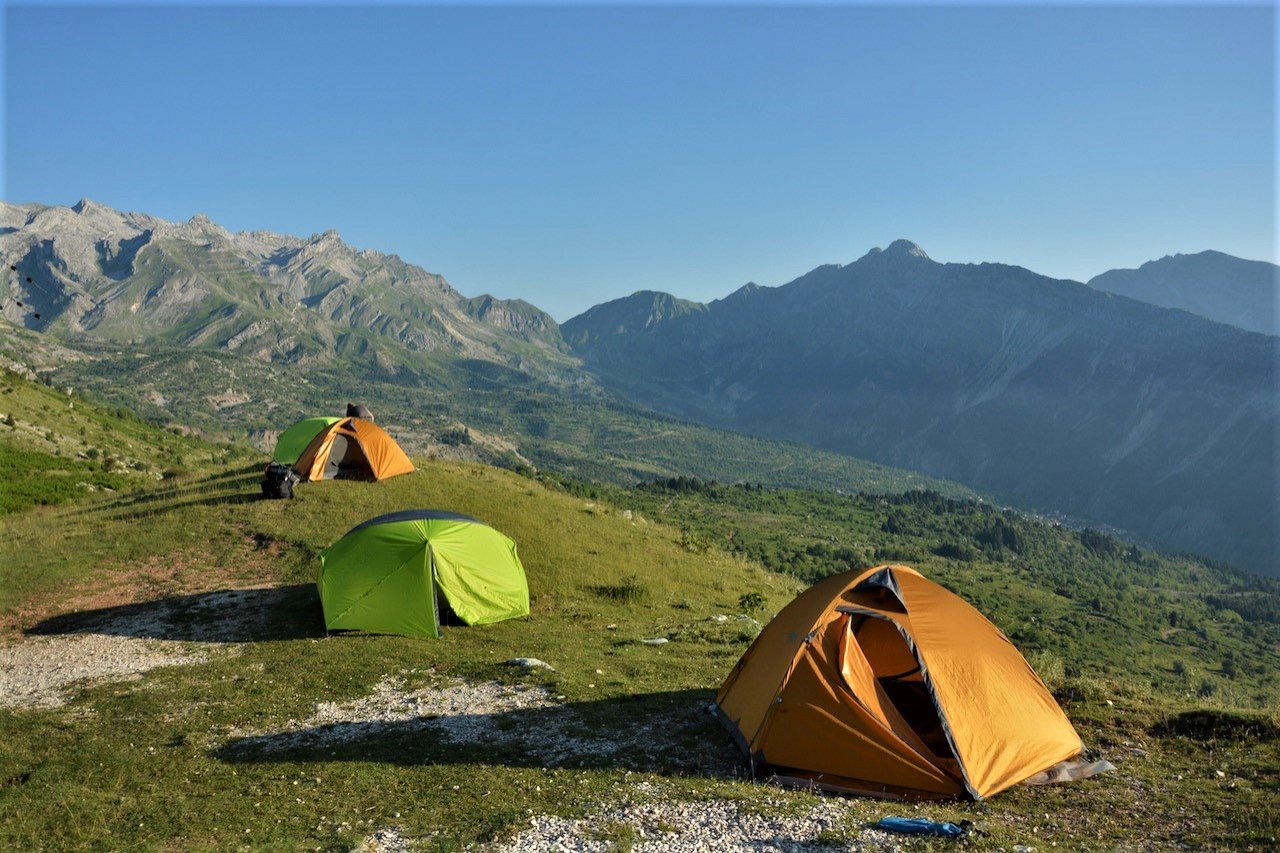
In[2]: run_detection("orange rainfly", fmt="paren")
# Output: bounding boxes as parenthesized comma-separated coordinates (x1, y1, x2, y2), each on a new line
(715, 565, 1088, 800)
(292, 417, 415, 483)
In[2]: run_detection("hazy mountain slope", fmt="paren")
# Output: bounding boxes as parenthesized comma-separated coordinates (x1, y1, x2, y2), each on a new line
(562, 290, 709, 346)
(0, 199, 571, 378)
(1089, 251, 1278, 336)
(0, 319, 976, 501)
(564, 240, 1279, 575)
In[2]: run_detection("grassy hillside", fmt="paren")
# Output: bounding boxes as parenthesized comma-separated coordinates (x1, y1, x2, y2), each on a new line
(568, 476, 1280, 709)
(0, 330, 976, 498)
(0, 458, 1276, 850)
(0, 368, 251, 514)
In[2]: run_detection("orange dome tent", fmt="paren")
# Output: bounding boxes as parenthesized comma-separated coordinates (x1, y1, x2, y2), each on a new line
(292, 417, 414, 483)
(715, 565, 1097, 800)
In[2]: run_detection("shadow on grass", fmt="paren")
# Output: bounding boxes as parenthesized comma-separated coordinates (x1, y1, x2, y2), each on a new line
(99, 490, 266, 522)
(55, 465, 262, 519)
(27, 583, 324, 643)
(213, 688, 746, 779)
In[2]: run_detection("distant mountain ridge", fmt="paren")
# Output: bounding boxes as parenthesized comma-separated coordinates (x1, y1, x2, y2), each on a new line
(3, 199, 1275, 574)
(0, 199, 570, 378)
(1088, 250, 1278, 336)
(563, 240, 1279, 575)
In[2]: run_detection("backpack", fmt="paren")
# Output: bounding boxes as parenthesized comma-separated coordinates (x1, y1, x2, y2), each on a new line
(261, 462, 300, 499)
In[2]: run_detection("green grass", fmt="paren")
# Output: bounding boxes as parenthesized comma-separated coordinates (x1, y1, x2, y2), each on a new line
(571, 477, 1280, 710)
(0, 459, 1276, 850)
(0, 368, 252, 515)
(0, 368, 1276, 850)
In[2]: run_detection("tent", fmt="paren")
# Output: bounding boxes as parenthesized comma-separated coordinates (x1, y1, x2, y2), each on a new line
(292, 417, 415, 482)
(715, 564, 1090, 800)
(318, 509, 530, 638)
(273, 417, 342, 465)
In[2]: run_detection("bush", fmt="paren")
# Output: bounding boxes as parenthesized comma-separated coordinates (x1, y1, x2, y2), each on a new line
(439, 426, 472, 446)
(1150, 709, 1280, 742)
(738, 592, 766, 613)
(932, 541, 976, 561)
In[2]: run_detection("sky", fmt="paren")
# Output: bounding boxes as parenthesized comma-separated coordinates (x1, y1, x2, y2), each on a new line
(3, 2, 1275, 321)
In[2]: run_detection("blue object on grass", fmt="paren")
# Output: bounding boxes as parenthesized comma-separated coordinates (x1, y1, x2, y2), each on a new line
(874, 816, 966, 837)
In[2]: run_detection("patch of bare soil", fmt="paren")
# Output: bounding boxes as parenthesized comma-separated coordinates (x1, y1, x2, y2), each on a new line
(1, 538, 286, 639)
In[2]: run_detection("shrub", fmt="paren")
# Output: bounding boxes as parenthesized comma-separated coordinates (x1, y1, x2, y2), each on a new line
(439, 426, 472, 446)
(932, 541, 976, 561)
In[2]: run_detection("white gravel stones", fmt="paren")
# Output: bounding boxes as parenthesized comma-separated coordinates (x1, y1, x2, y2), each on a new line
(313, 677, 557, 734)
(230, 677, 560, 752)
(0, 634, 206, 708)
(355, 827, 412, 852)
(229, 676, 737, 777)
(641, 638, 669, 646)
(497, 785, 898, 852)
(0, 585, 296, 708)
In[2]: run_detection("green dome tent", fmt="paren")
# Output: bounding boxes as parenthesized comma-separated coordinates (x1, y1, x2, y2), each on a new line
(318, 510, 530, 638)
(274, 417, 342, 465)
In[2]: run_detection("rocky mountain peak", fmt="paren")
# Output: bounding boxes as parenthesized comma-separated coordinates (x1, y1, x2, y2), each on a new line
(854, 239, 931, 266)
(883, 239, 930, 259)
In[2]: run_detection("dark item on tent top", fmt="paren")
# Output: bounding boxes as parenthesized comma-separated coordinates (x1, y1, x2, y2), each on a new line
(346, 402, 374, 421)
(261, 462, 300, 499)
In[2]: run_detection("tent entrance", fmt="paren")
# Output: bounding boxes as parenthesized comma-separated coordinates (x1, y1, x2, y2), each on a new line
(848, 613, 957, 765)
(324, 433, 373, 480)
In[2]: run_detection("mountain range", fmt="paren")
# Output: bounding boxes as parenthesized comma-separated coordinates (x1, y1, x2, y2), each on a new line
(562, 240, 1278, 573)
(1089, 250, 1277, 336)
(0, 199, 570, 380)
(1, 201, 1275, 574)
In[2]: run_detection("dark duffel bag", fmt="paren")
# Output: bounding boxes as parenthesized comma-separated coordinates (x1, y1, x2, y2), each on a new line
(262, 462, 300, 499)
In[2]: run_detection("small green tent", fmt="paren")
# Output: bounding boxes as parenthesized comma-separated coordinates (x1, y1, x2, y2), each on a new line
(318, 510, 530, 638)
(274, 417, 342, 465)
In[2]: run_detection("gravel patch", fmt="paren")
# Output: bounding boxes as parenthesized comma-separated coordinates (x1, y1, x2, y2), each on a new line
(354, 827, 412, 852)
(228, 676, 738, 777)
(0, 634, 207, 708)
(496, 784, 899, 852)
(229, 676, 558, 752)
(1, 585, 297, 708)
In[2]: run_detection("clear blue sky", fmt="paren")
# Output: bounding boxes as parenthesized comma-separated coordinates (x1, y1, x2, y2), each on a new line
(4, 2, 1275, 320)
